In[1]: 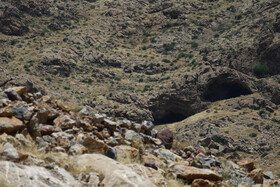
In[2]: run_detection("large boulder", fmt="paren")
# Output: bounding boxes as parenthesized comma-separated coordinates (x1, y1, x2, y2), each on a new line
(76, 154, 156, 187)
(0, 117, 25, 134)
(156, 127, 173, 149)
(0, 161, 82, 187)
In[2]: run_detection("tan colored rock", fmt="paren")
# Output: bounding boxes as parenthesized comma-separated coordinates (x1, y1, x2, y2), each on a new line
(69, 143, 88, 155)
(237, 160, 255, 171)
(170, 165, 222, 181)
(0, 161, 82, 187)
(0, 117, 25, 134)
(12, 87, 27, 96)
(76, 154, 156, 187)
(81, 136, 107, 153)
(55, 100, 70, 111)
(0, 106, 13, 117)
(103, 119, 118, 131)
(127, 163, 167, 187)
(54, 115, 76, 130)
(191, 179, 216, 187)
(247, 169, 264, 184)
(115, 145, 139, 162)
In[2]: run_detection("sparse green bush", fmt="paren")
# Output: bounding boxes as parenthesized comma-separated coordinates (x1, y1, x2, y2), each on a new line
(143, 85, 151, 92)
(191, 42, 198, 49)
(163, 42, 176, 52)
(162, 59, 171, 63)
(212, 135, 223, 143)
(192, 35, 198, 39)
(249, 133, 257, 137)
(254, 63, 269, 77)
(264, 125, 271, 130)
(235, 14, 243, 20)
(150, 37, 156, 43)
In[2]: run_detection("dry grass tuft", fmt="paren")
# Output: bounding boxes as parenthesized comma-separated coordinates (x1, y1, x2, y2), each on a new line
(166, 178, 185, 187)
(117, 151, 141, 165)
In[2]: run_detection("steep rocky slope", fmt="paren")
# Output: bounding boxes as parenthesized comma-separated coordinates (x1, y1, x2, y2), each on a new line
(1, 0, 280, 122)
(1, 0, 280, 185)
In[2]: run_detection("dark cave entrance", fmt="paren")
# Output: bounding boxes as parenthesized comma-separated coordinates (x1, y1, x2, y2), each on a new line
(153, 111, 188, 125)
(203, 81, 252, 102)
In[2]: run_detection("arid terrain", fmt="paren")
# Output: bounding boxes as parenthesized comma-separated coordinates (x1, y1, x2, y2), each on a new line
(0, 0, 280, 186)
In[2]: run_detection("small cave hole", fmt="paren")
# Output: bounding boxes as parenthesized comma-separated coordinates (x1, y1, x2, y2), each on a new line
(204, 82, 252, 102)
(153, 111, 188, 125)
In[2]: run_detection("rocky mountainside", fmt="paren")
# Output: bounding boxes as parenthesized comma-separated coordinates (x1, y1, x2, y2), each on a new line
(1, 0, 280, 122)
(0, 85, 279, 186)
(1, 0, 280, 186)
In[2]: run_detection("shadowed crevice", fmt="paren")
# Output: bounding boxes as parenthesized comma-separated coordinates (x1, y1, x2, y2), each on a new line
(203, 81, 252, 102)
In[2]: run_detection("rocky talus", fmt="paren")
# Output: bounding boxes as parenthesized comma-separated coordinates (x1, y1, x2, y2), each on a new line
(0, 86, 279, 186)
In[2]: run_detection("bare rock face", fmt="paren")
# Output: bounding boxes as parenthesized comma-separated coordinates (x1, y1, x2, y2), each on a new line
(91, 66, 257, 124)
(0, 161, 82, 187)
(149, 66, 255, 124)
(76, 154, 156, 187)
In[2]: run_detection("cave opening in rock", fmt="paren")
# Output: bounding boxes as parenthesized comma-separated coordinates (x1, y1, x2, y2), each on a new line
(154, 111, 188, 125)
(204, 81, 252, 102)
